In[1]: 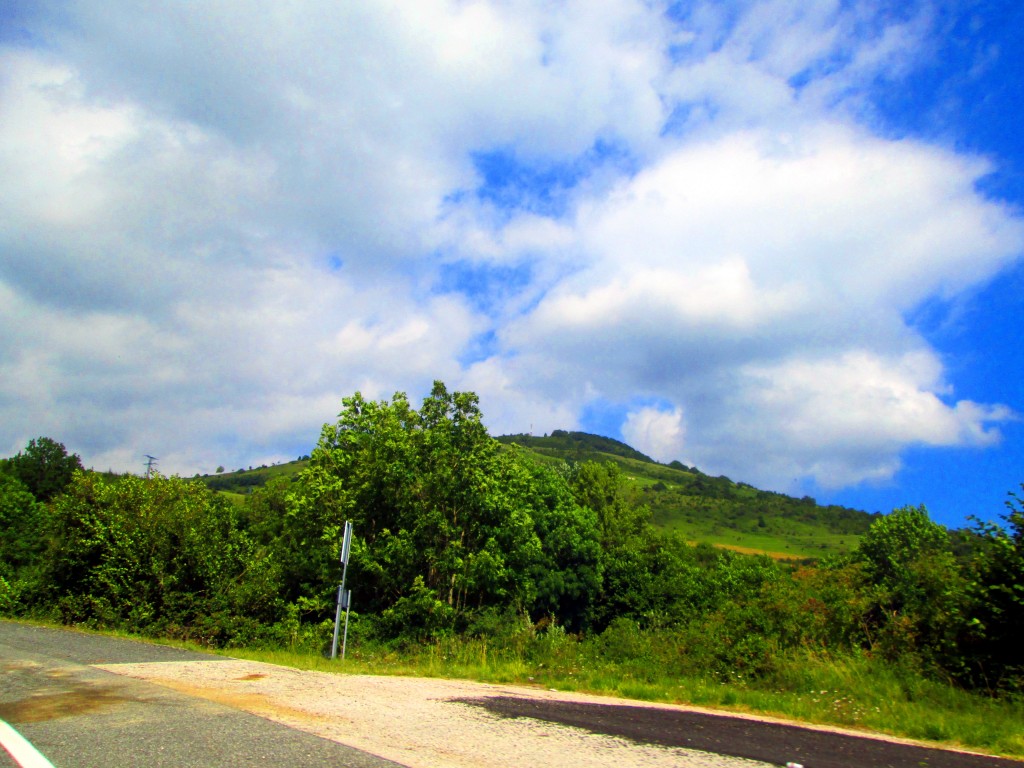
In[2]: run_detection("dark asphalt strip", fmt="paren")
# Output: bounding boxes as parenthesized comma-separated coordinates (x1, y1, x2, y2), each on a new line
(0, 622, 219, 666)
(460, 696, 1022, 768)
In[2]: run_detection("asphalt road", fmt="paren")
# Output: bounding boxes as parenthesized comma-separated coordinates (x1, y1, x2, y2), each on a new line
(0, 621, 404, 768)
(461, 696, 1023, 768)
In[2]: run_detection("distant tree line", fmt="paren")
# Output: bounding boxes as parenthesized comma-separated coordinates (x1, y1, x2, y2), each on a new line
(1, 386, 1022, 695)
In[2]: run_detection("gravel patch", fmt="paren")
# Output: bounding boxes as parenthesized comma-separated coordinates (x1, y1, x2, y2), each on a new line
(98, 659, 775, 768)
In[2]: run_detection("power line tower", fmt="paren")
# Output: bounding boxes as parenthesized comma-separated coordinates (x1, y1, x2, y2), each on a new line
(144, 455, 158, 479)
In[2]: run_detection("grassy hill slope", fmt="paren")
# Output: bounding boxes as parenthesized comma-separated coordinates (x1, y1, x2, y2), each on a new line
(496, 431, 878, 558)
(198, 431, 878, 558)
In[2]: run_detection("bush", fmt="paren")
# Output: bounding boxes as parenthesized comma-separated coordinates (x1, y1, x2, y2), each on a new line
(376, 576, 456, 644)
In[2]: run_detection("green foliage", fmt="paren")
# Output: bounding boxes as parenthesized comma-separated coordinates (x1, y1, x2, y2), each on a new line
(521, 460, 602, 630)
(39, 472, 282, 644)
(0, 576, 15, 613)
(6, 437, 83, 502)
(0, 472, 48, 614)
(378, 575, 456, 642)
(961, 488, 1024, 691)
(0, 472, 44, 576)
(288, 382, 603, 640)
(856, 505, 966, 670)
(858, 504, 950, 586)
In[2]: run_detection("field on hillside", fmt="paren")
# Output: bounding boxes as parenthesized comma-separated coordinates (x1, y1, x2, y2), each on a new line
(495, 432, 875, 558)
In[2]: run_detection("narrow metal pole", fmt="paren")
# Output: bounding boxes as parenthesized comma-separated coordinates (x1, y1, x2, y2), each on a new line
(331, 521, 353, 661)
(331, 585, 343, 659)
(341, 591, 352, 660)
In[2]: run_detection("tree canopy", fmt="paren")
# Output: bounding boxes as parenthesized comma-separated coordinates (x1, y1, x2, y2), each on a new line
(289, 381, 604, 637)
(6, 436, 83, 502)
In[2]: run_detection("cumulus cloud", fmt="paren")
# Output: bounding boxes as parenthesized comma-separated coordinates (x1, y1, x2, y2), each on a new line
(478, 123, 1022, 488)
(622, 406, 687, 464)
(0, 0, 1020, 493)
(720, 350, 1015, 488)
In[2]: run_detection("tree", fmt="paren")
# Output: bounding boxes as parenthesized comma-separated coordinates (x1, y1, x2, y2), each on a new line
(288, 382, 604, 639)
(8, 437, 83, 502)
(516, 458, 602, 630)
(0, 473, 43, 577)
(857, 505, 965, 668)
(963, 486, 1024, 691)
(41, 472, 281, 642)
(859, 505, 949, 585)
(562, 461, 663, 631)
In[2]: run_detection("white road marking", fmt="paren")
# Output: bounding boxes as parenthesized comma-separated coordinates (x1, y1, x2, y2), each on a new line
(0, 720, 55, 768)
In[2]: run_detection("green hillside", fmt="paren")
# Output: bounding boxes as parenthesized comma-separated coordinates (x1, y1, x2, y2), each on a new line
(495, 430, 878, 558)
(200, 430, 876, 559)
(197, 459, 308, 498)
(496, 429, 655, 462)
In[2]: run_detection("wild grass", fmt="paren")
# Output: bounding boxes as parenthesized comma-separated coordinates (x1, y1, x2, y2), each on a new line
(664, 521, 863, 559)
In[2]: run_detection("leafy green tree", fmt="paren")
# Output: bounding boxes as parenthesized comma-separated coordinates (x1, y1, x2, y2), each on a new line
(857, 505, 965, 668)
(566, 461, 650, 545)
(0, 473, 43, 574)
(859, 505, 949, 585)
(516, 458, 602, 630)
(563, 461, 664, 630)
(963, 487, 1024, 691)
(288, 382, 607, 639)
(0, 473, 46, 615)
(7, 437, 84, 502)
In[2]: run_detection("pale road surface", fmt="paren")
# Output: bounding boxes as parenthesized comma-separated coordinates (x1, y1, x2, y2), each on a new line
(1, 621, 1020, 768)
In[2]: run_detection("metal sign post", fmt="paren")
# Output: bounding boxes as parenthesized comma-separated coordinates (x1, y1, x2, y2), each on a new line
(331, 585, 343, 660)
(331, 521, 353, 660)
(341, 589, 352, 659)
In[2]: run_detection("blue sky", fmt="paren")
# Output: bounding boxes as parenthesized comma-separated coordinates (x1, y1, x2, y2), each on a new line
(813, 0, 1024, 522)
(1, 1, 1022, 530)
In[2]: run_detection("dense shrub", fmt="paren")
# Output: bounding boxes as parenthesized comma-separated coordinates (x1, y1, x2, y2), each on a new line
(34, 472, 284, 645)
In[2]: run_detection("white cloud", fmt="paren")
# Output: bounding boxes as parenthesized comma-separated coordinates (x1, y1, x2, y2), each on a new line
(483, 122, 1022, 489)
(622, 406, 687, 464)
(464, 357, 581, 440)
(575, 125, 1020, 306)
(724, 350, 1014, 488)
(0, 0, 1021, 494)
